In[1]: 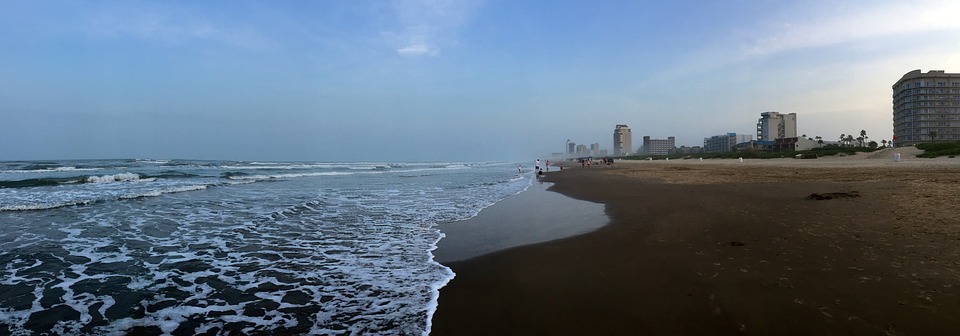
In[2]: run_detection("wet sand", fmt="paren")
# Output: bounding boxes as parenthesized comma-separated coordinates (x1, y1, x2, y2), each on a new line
(434, 181, 606, 263)
(432, 150, 960, 335)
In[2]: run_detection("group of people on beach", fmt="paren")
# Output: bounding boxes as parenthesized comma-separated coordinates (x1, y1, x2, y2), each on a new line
(578, 157, 615, 167)
(519, 157, 614, 175)
(519, 159, 560, 179)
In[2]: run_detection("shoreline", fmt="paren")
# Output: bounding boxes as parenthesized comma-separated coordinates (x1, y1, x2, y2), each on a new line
(431, 157, 960, 335)
(433, 180, 608, 263)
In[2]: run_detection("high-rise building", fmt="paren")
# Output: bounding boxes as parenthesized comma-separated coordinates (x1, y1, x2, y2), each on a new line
(893, 69, 960, 146)
(704, 133, 752, 153)
(756, 112, 797, 141)
(640, 136, 676, 155)
(566, 139, 576, 155)
(575, 144, 588, 156)
(613, 125, 632, 156)
(590, 143, 600, 156)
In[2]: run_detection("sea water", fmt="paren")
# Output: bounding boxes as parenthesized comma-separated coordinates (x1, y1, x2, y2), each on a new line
(0, 159, 531, 335)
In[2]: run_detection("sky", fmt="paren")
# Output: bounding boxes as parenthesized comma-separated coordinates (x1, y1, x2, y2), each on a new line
(2, 0, 959, 162)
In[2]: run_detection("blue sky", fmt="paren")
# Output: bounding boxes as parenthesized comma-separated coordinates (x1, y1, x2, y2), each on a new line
(2, 0, 959, 161)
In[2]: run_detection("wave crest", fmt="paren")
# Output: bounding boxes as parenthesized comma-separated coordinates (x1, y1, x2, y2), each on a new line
(87, 173, 143, 183)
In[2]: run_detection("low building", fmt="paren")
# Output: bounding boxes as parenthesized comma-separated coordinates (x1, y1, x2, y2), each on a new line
(677, 146, 703, 154)
(703, 133, 753, 154)
(640, 136, 676, 155)
(767, 137, 820, 152)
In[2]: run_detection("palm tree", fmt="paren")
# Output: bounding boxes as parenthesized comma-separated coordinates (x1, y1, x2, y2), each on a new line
(929, 130, 938, 142)
(815, 136, 823, 148)
(881, 139, 888, 147)
(846, 135, 855, 147)
(840, 134, 846, 146)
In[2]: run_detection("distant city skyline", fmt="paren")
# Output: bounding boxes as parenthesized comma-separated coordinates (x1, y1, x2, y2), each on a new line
(2, 1, 959, 161)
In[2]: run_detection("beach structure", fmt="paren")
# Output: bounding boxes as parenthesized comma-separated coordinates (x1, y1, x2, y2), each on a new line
(756, 112, 797, 141)
(640, 136, 676, 155)
(892, 69, 960, 146)
(704, 133, 752, 153)
(613, 125, 632, 156)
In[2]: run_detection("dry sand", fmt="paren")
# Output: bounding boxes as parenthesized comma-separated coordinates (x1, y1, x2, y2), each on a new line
(432, 149, 960, 335)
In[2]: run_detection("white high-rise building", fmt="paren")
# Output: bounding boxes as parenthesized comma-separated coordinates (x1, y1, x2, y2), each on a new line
(756, 112, 797, 141)
(613, 125, 632, 156)
(893, 69, 960, 146)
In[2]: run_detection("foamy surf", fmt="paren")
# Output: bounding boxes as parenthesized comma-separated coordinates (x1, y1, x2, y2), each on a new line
(0, 159, 530, 334)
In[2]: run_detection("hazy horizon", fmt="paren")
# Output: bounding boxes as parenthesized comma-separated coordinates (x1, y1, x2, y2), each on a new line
(3, 0, 959, 162)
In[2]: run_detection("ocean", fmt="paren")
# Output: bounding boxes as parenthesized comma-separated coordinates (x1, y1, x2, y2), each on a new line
(0, 159, 531, 335)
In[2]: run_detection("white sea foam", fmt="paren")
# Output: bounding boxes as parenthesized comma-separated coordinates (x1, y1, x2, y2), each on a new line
(220, 162, 394, 171)
(0, 166, 103, 174)
(87, 173, 141, 183)
(119, 184, 209, 199)
(0, 200, 96, 211)
(135, 159, 170, 164)
(424, 231, 455, 336)
(225, 171, 354, 180)
(0, 159, 532, 335)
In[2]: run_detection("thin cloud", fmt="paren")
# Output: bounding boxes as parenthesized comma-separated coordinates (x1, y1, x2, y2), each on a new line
(397, 44, 439, 56)
(658, 0, 960, 81)
(383, 0, 478, 57)
(741, 0, 960, 58)
(83, 6, 277, 51)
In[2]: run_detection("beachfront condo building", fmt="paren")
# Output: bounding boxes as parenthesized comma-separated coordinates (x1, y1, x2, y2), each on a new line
(640, 136, 676, 155)
(756, 112, 797, 141)
(575, 144, 589, 156)
(704, 133, 753, 153)
(566, 139, 576, 155)
(613, 125, 632, 156)
(892, 69, 960, 146)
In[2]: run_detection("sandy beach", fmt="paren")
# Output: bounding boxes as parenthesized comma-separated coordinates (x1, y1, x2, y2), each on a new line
(432, 148, 960, 335)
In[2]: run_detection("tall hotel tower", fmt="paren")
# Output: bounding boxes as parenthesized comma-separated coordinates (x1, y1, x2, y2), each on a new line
(756, 112, 797, 141)
(893, 69, 960, 146)
(613, 124, 632, 156)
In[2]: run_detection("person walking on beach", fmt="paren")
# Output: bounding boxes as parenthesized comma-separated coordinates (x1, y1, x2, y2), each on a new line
(535, 159, 541, 172)
(546, 160, 550, 172)
(518, 165, 522, 174)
